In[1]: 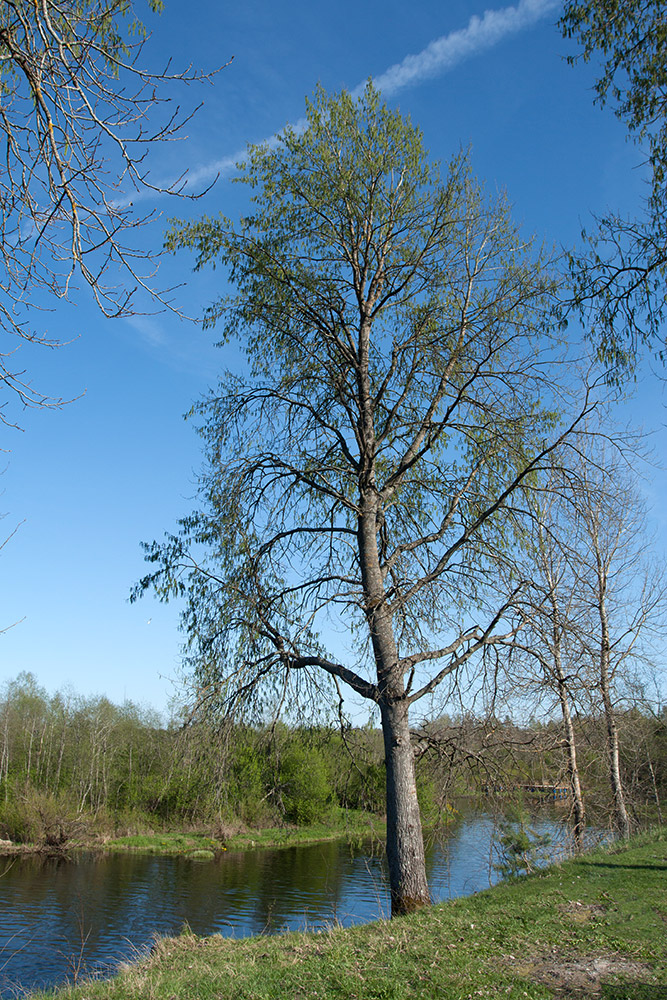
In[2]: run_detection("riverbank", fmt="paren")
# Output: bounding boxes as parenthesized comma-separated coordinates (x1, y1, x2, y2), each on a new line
(24, 830, 666, 1000)
(103, 809, 387, 856)
(0, 807, 387, 858)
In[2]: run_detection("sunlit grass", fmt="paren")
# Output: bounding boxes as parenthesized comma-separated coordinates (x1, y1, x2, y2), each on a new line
(28, 830, 666, 1000)
(103, 808, 386, 856)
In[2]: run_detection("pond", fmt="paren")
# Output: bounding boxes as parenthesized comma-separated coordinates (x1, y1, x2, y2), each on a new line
(0, 813, 573, 998)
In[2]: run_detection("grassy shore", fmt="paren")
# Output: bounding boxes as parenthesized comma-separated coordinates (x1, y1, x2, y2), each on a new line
(0, 808, 387, 858)
(27, 831, 666, 1000)
(102, 809, 386, 857)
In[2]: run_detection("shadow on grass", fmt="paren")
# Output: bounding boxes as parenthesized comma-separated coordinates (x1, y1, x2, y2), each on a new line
(601, 986, 667, 999)
(581, 861, 667, 872)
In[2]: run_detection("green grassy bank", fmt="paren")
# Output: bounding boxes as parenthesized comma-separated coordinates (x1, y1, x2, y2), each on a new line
(101, 808, 386, 856)
(29, 831, 666, 1000)
(0, 808, 387, 858)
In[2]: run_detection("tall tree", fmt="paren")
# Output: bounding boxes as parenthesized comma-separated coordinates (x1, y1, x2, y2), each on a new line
(136, 85, 594, 915)
(511, 437, 665, 840)
(560, 0, 667, 367)
(0, 0, 216, 425)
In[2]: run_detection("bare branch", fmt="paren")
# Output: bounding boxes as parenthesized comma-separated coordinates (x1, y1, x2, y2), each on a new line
(0, 0, 226, 424)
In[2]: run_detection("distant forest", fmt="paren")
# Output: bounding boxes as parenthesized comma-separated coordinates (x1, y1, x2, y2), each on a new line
(0, 672, 664, 847)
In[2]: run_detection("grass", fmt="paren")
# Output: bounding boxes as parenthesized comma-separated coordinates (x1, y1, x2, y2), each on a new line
(28, 830, 666, 1000)
(102, 808, 386, 856)
(102, 832, 223, 857)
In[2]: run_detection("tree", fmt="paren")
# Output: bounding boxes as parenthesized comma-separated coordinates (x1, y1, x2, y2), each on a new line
(516, 432, 665, 838)
(136, 85, 594, 915)
(560, 0, 667, 367)
(510, 479, 589, 848)
(0, 0, 216, 425)
(567, 449, 665, 837)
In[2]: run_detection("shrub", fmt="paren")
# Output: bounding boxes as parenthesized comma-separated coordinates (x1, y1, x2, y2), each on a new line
(280, 744, 332, 825)
(0, 790, 85, 846)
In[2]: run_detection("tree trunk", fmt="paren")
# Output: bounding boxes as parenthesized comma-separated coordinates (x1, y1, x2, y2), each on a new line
(556, 672, 586, 849)
(599, 596, 630, 839)
(544, 568, 586, 850)
(356, 484, 431, 916)
(604, 701, 630, 838)
(647, 758, 663, 825)
(380, 698, 430, 916)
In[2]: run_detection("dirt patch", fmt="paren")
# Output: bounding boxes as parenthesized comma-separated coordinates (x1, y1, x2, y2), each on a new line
(513, 949, 653, 996)
(558, 900, 608, 924)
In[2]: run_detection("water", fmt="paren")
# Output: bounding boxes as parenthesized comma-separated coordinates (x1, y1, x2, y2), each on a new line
(0, 814, 569, 998)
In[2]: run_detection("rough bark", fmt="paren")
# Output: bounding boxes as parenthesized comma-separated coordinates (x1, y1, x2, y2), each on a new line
(358, 491, 430, 914)
(380, 698, 430, 915)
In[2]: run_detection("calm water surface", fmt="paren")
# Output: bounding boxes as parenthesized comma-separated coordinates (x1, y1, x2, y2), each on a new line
(0, 814, 565, 997)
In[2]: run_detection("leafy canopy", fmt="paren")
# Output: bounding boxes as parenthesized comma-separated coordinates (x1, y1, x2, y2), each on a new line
(145, 85, 577, 721)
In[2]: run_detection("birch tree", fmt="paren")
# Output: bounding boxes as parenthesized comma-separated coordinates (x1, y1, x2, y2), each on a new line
(512, 482, 588, 848)
(570, 453, 665, 838)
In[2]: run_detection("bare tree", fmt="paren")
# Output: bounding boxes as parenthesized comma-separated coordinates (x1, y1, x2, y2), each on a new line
(135, 85, 596, 915)
(0, 0, 219, 425)
(569, 451, 665, 838)
(510, 480, 589, 848)
(508, 434, 666, 841)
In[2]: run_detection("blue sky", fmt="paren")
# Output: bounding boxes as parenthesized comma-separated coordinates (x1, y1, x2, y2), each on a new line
(1, 0, 665, 717)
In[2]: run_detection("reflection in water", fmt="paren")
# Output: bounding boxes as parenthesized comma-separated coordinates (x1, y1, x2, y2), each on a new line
(0, 814, 564, 998)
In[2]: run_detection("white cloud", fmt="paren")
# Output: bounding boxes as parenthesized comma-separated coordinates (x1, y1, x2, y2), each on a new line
(363, 0, 561, 97)
(127, 0, 560, 201)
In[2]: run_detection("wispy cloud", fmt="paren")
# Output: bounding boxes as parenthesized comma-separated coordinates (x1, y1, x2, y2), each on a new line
(363, 0, 560, 97)
(125, 314, 167, 348)
(127, 0, 559, 201)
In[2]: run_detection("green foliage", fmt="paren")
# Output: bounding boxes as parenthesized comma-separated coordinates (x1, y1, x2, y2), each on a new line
(279, 743, 332, 825)
(0, 1, 157, 83)
(225, 731, 269, 826)
(415, 775, 439, 826)
(149, 83, 569, 731)
(560, 0, 667, 200)
(0, 789, 83, 846)
(493, 807, 553, 877)
(0, 674, 384, 839)
(341, 760, 387, 814)
(0, 797, 36, 844)
(560, 0, 667, 365)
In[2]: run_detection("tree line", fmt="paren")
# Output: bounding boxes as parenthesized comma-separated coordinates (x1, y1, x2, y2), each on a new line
(1, 671, 663, 848)
(0, 671, 391, 843)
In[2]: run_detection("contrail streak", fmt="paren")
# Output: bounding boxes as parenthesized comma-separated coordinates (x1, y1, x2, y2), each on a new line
(363, 0, 560, 97)
(127, 0, 560, 200)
